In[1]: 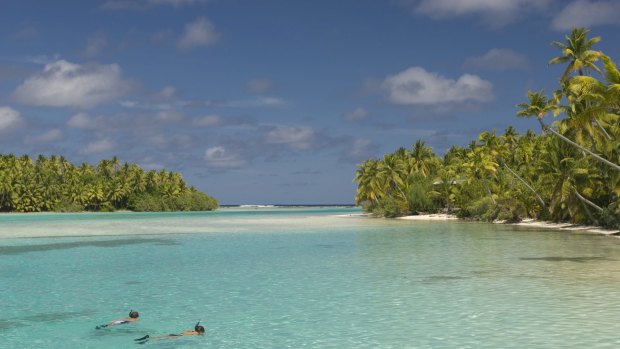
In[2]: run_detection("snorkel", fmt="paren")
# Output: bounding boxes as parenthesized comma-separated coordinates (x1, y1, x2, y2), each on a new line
(129, 310, 139, 318)
(195, 320, 205, 334)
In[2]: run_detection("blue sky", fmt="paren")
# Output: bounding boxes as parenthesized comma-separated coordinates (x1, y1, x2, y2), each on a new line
(1, 0, 619, 205)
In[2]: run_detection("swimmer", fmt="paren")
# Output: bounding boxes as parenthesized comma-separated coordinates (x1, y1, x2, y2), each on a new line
(96, 310, 140, 329)
(134, 321, 205, 343)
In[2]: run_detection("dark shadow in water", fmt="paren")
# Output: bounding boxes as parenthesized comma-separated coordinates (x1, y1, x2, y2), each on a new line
(421, 275, 468, 282)
(0, 310, 95, 332)
(0, 238, 178, 256)
(520, 256, 609, 263)
(22, 310, 96, 322)
(0, 320, 26, 331)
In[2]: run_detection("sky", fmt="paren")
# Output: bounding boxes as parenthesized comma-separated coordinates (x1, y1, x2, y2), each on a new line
(1, 0, 619, 205)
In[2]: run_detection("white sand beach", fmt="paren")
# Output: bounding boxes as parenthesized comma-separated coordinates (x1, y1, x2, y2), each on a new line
(505, 218, 619, 236)
(397, 214, 459, 221)
(395, 214, 619, 236)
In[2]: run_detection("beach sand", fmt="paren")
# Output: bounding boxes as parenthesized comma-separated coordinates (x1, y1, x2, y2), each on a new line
(396, 214, 619, 236)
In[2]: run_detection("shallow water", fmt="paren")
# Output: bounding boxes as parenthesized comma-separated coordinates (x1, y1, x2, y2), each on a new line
(2, 208, 620, 348)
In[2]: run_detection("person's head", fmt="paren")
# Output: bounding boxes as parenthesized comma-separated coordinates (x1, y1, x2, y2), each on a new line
(129, 310, 139, 319)
(195, 325, 205, 334)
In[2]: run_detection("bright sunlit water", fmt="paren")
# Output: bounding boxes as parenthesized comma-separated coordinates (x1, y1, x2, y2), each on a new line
(2, 207, 620, 348)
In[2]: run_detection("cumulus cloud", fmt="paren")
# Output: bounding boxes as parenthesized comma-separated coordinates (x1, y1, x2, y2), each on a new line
(0, 106, 24, 131)
(177, 17, 219, 51)
(264, 126, 315, 150)
(80, 138, 115, 155)
(12, 60, 133, 108)
(67, 112, 107, 129)
(204, 146, 246, 168)
(552, 0, 620, 31)
(463, 49, 529, 71)
(382, 67, 493, 105)
(246, 78, 273, 93)
(343, 107, 368, 122)
(413, 0, 550, 26)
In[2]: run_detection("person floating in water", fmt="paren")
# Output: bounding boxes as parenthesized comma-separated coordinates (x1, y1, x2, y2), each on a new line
(96, 310, 140, 329)
(134, 321, 205, 343)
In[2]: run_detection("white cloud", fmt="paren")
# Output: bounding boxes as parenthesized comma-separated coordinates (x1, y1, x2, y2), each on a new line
(552, 0, 620, 31)
(204, 146, 246, 168)
(246, 78, 273, 93)
(12, 60, 133, 108)
(382, 67, 493, 105)
(414, 0, 550, 26)
(177, 17, 219, 51)
(80, 138, 115, 155)
(0, 106, 24, 131)
(31, 129, 63, 142)
(265, 126, 315, 150)
(463, 49, 529, 71)
(192, 115, 222, 127)
(67, 112, 106, 129)
(343, 107, 368, 122)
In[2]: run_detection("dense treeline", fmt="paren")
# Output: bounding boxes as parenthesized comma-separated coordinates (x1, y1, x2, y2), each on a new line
(0, 154, 218, 212)
(354, 28, 620, 229)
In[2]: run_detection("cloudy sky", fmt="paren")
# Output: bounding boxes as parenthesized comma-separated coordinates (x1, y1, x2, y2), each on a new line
(1, 0, 619, 205)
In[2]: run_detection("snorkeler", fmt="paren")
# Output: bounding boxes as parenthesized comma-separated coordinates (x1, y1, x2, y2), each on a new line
(134, 321, 205, 343)
(96, 310, 140, 329)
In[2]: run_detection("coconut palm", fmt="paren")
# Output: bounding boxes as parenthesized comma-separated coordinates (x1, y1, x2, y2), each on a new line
(549, 27, 602, 83)
(517, 90, 620, 171)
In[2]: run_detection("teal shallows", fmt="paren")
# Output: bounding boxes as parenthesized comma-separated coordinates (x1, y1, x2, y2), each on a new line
(1, 208, 620, 348)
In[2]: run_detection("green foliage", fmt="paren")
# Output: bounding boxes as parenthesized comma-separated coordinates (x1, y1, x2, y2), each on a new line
(374, 196, 408, 218)
(353, 27, 620, 228)
(0, 154, 218, 213)
(406, 176, 440, 214)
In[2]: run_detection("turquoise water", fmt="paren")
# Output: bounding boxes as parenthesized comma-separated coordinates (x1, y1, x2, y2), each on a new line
(2, 207, 620, 348)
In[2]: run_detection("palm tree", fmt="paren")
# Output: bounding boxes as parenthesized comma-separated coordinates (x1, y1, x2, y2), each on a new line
(549, 27, 602, 83)
(517, 90, 620, 171)
(478, 130, 546, 209)
(464, 147, 498, 204)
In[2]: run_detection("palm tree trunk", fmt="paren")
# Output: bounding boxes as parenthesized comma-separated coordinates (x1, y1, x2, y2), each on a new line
(502, 162, 546, 208)
(483, 180, 496, 204)
(592, 118, 613, 140)
(538, 118, 620, 171)
(573, 189, 604, 212)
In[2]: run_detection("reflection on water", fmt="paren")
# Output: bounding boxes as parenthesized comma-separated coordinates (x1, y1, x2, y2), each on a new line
(519, 256, 611, 263)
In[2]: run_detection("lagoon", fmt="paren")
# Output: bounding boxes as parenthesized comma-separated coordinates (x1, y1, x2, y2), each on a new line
(2, 207, 620, 348)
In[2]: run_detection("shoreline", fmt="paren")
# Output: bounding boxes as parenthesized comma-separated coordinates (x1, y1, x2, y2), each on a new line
(397, 214, 620, 236)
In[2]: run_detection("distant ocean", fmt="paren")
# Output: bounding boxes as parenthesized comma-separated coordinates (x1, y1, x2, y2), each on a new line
(2, 207, 620, 348)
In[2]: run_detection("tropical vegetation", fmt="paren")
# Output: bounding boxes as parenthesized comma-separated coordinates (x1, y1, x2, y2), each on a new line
(353, 27, 620, 229)
(0, 154, 218, 212)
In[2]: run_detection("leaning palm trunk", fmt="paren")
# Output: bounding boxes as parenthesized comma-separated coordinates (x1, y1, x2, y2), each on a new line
(537, 118, 620, 171)
(573, 189, 604, 212)
(502, 162, 546, 208)
(483, 180, 496, 204)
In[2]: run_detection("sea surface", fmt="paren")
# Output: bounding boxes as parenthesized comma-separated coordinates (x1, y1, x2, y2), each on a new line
(1, 207, 620, 348)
